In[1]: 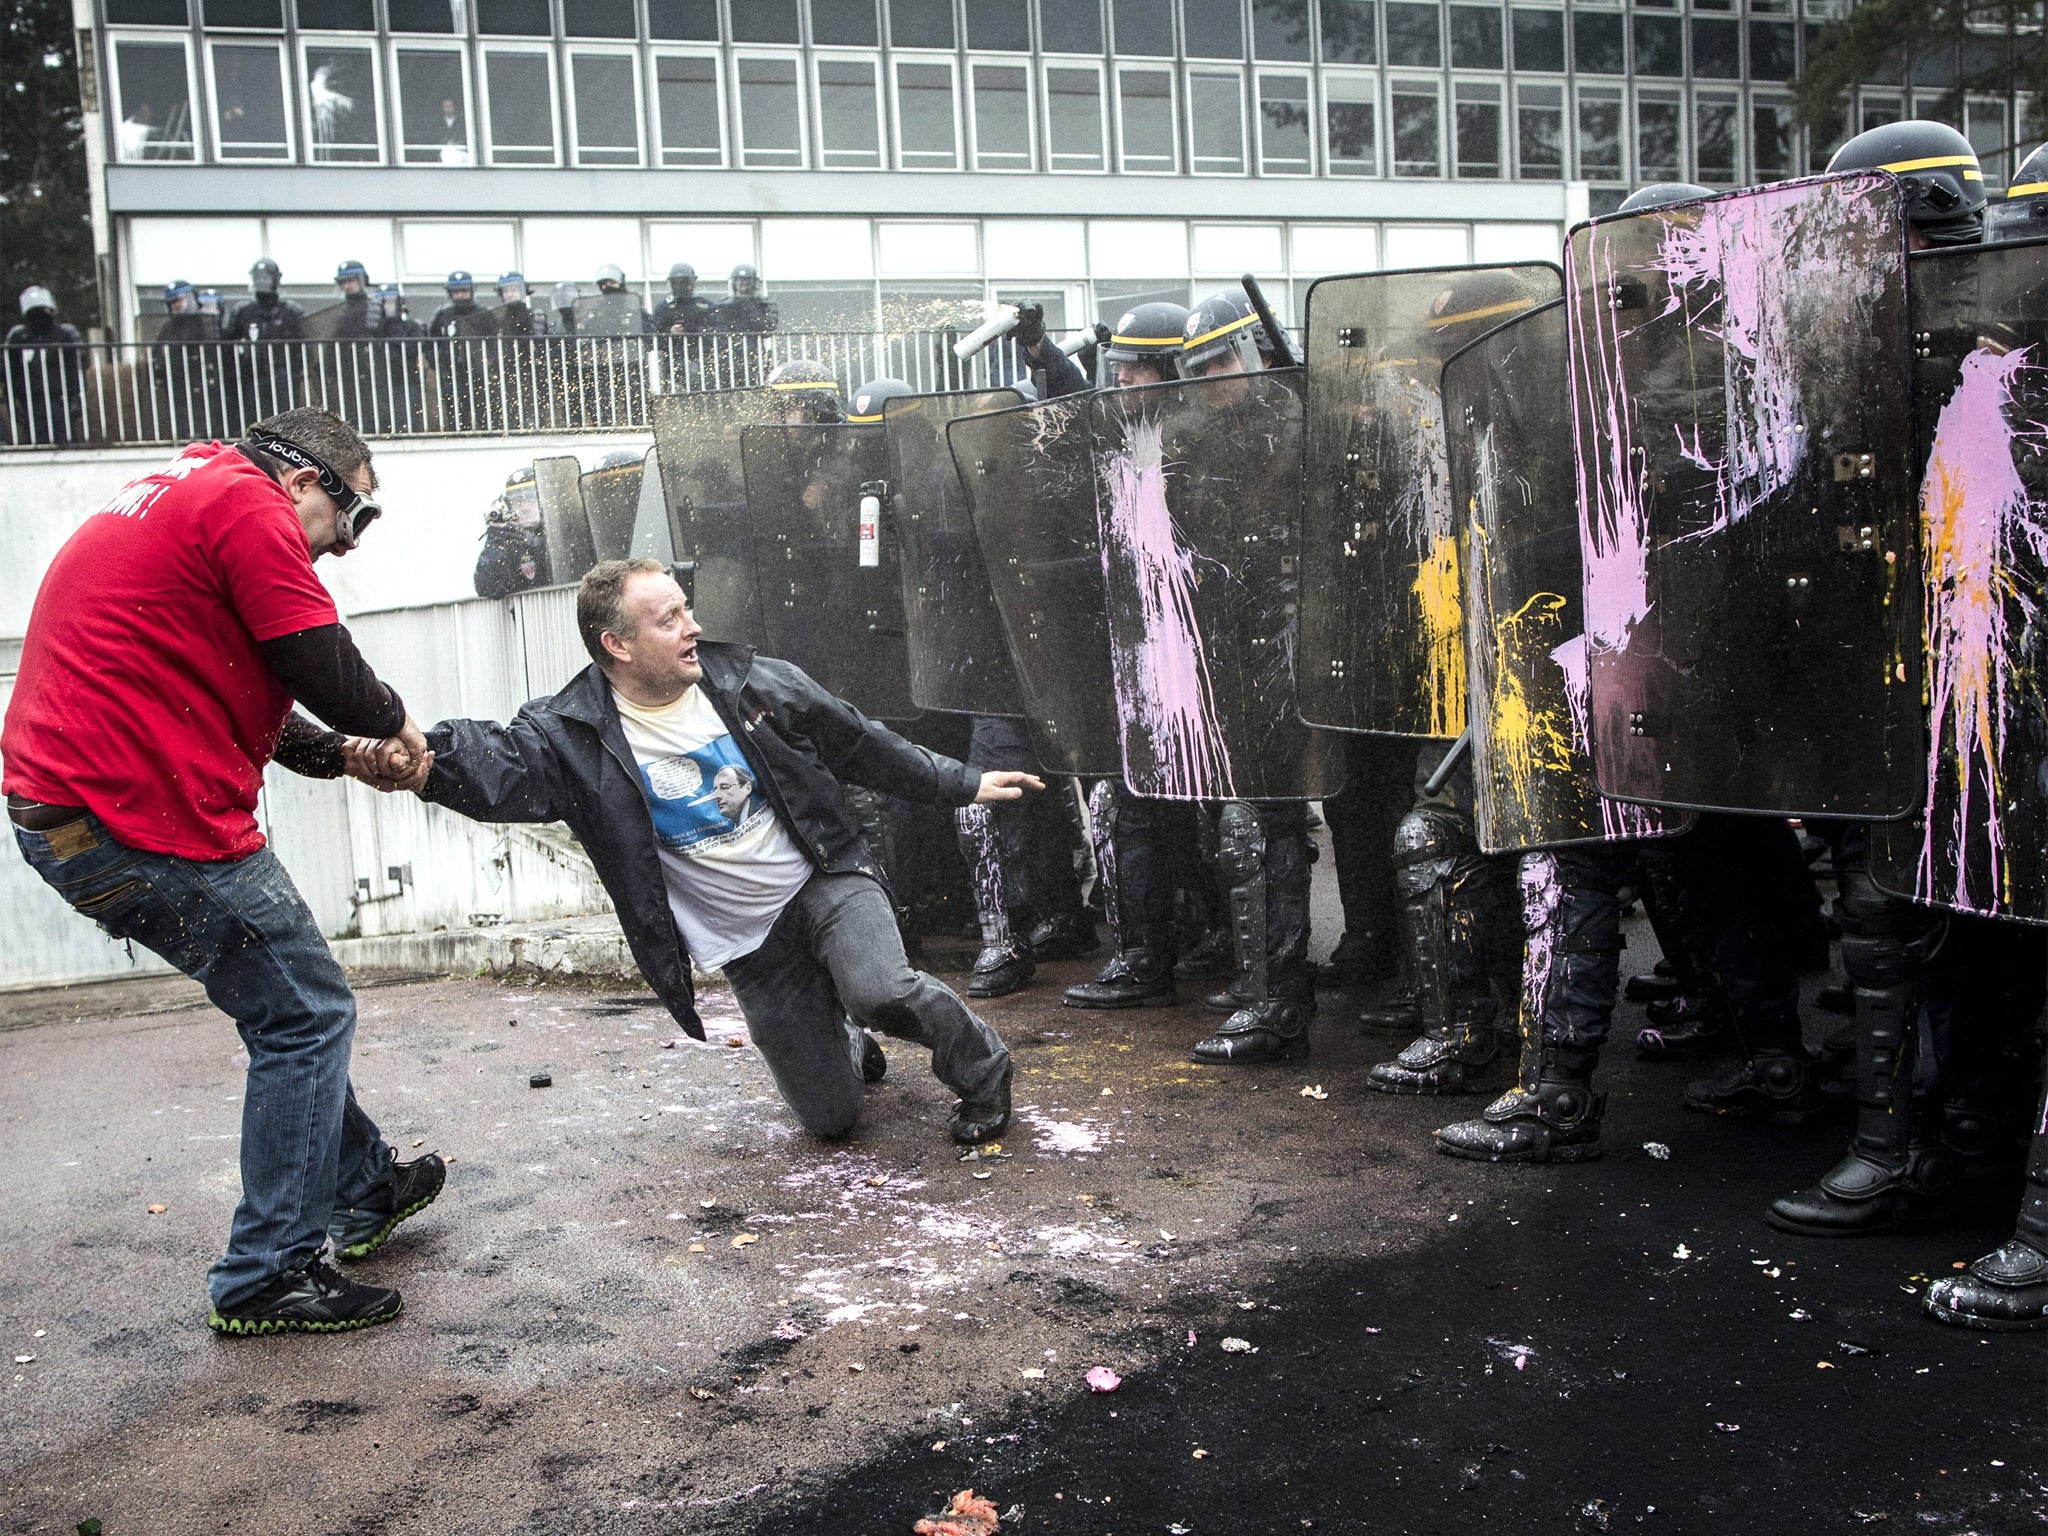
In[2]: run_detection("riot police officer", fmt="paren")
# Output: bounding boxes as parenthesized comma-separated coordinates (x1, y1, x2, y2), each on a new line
(714, 263, 777, 334)
(366, 283, 423, 431)
(4, 285, 85, 445)
(495, 273, 536, 337)
(226, 258, 305, 428)
(331, 260, 376, 338)
(653, 262, 716, 336)
(474, 466, 552, 598)
(763, 356, 844, 423)
(430, 270, 495, 429)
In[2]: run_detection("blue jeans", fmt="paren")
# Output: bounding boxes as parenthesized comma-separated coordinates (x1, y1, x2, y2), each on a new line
(16, 814, 392, 1308)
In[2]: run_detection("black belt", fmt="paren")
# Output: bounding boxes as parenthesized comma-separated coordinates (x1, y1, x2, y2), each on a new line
(6, 794, 88, 832)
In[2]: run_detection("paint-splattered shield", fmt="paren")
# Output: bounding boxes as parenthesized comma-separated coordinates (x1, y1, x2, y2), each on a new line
(946, 397, 1123, 776)
(1300, 263, 1565, 739)
(883, 389, 1029, 718)
(533, 454, 597, 584)
(1444, 300, 1692, 854)
(1089, 370, 1340, 801)
(1567, 171, 1920, 820)
(571, 292, 646, 338)
(628, 445, 674, 563)
(649, 388, 779, 647)
(579, 458, 643, 562)
(739, 421, 918, 720)
(1871, 235, 2048, 923)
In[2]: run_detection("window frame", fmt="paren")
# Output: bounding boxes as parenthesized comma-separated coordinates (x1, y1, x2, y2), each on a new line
(477, 40, 562, 167)
(388, 38, 475, 165)
(1749, 92, 1799, 183)
(297, 33, 387, 165)
(1321, 67, 1379, 177)
(1114, 62, 1179, 173)
(106, 29, 202, 164)
(1452, 77, 1503, 179)
(648, 45, 729, 168)
(1255, 68, 1314, 176)
(1512, 79, 1564, 179)
(1041, 56, 1109, 172)
(732, 49, 809, 169)
(566, 43, 648, 167)
(1184, 63, 1249, 176)
(1387, 74, 1444, 178)
(812, 50, 889, 169)
(968, 55, 1038, 172)
(1633, 85, 1685, 184)
(891, 53, 964, 171)
(1693, 91, 1740, 185)
(1573, 82, 1626, 182)
(203, 33, 296, 163)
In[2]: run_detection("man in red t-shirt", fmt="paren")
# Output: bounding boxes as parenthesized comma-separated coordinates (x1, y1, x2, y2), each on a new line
(4, 408, 445, 1336)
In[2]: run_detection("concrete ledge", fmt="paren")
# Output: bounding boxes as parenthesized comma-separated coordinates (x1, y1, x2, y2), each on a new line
(333, 913, 725, 991)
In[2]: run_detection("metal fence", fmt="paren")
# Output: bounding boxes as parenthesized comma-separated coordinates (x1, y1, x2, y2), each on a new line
(0, 329, 1041, 449)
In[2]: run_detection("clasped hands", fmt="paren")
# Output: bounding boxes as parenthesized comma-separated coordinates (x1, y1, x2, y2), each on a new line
(342, 716, 434, 794)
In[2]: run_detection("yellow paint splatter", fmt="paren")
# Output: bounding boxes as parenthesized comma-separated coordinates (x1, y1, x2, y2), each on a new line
(1489, 592, 1579, 817)
(1413, 532, 1467, 735)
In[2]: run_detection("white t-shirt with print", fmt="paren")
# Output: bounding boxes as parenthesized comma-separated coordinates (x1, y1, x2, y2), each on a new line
(613, 685, 812, 970)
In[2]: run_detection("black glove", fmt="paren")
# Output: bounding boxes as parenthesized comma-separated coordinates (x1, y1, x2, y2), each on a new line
(1012, 302, 1045, 354)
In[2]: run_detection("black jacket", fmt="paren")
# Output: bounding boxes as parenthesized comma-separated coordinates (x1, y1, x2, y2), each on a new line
(420, 642, 981, 1037)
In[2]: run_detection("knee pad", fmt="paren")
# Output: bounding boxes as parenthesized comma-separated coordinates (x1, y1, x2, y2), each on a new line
(1393, 808, 1462, 899)
(1218, 801, 1267, 889)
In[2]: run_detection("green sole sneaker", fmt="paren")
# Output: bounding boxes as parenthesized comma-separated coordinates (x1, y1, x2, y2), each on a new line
(332, 1153, 447, 1263)
(207, 1296, 403, 1336)
(205, 1258, 403, 1336)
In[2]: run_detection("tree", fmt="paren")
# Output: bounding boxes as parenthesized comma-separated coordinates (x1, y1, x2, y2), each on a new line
(1, 0, 100, 332)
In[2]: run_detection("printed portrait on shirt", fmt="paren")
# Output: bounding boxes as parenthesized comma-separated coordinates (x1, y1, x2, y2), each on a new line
(638, 735, 768, 853)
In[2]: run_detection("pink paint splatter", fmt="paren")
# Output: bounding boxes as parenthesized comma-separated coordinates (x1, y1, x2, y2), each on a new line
(1551, 632, 1665, 839)
(1567, 239, 1655, 659)
(1517, 853, 1562, 1055)
(955, 803, 1013, 949)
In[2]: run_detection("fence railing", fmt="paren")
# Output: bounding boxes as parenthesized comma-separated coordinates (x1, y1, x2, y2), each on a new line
(0, 330, 1044, 449)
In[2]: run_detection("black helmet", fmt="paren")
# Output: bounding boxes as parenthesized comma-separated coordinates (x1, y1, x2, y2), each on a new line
(1102, 301, 1191, 379)
(163, 279, 197, 314)
(765, 357, 843, 422)
(496, 271, 526, 301)
(375, 283, 403, 316)
(446, 269, 475, 295)
(847, 376, 914, 423)
(1181, 290, 1272, 375)
(1828, 120, 1985, 246)
(1990, 141, 2048, 243)
(595, 262, 626, 292)
(730, 263, 760, 297)
(506, 465, 538, 489)
(197, 288, 223, 315)
(250, 258, 281, 295)
(595, 448, 641, 473)
(1617, 182, 1713, 215)
(335, 259, 370, 292)
(1422, 269, 1546, 357)
(668, 261, 697, 295)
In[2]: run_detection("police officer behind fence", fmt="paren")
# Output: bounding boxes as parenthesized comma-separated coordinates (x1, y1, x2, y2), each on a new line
(5, 284, 85, 445)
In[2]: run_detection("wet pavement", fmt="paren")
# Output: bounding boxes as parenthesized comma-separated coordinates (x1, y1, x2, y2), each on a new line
(0, 925, 2040, 1535)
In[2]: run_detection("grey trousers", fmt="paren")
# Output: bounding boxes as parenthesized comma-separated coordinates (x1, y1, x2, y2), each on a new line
(723, 870, 1012, 1137)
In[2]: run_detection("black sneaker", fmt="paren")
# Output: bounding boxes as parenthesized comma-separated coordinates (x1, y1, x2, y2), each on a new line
(951, 1062, 1014, 1145)
(207, 1257, 402, 1336)
(860, 1030, 888, 1084)
(331, 1152, 447, 1263)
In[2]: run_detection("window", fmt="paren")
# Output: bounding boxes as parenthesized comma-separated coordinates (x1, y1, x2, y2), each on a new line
(209, 40, 292, 161)
(1966, 98, 2009, 181)
(737, 56, 803, 166)
(475, 0, 549, 35)
(386, 0, 459, 31)
(1114, 0, 1175, 55)
(1573, 11, 1623, 73)
(1253, 0, 1312, 61)
(815, 58, 884, 167)
(1751, 98, 1795, 180)
(206, 0, 281, 24)
(1633, 14, 1681, 76)
(972, 62, 1033, 169)
(1040, 0, 1104, 51)
(1183, 0, 1244, 57)
(482, 47, 557, 163)
(1511, 8, 1562, 71)
(296, 0, 373, 26)
(1636, 93, 1681, 182)
(1749, 21, 1796, 81)
(1319, 0, 1377, 64)
(1449, 6, 1502, 68)
(301, 42, 381, 163)
(107, 0, 190, 21)
(1691, 18, 1740, 79)
(654, 53, 724, 165)
(1390, 79, 1440, 176)
(650, 0, 720, 38)
(1860, 94, 1901, 134)
(1187, 69, 1246, 172)
(1516, 82, 1562, 178)
(1324, 73, 1376, 174)
(968, 0, 1033, 48)
(567, 0, 636, 37)
(1117, 67, 1176, 171)
(111, 37, 197, 161)
(896, 59, 960, 168)
(1695, 96, 1738, 185)
(1454, 81, 1500, 177)
(394, 45, 470, 163)
(891, 0, 958, 47)
(570, 50, 642, 165)
(1385, 3, 1441, 66)
(1257, 72, 1311, 174)
(1576, 88, 1622, 179)
(733, 0, 801, 43)
(1045, 63, 1106, 168)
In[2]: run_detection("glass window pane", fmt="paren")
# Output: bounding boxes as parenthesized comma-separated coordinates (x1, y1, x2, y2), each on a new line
(1183, 0, 1244, 57)
(891, 0, 957, 46)
(1749, 20, 1796, 81)
(897, 60, 959, 167)
(1572, 11, 1623, 74)
(1455, 91, 1499, 176)
(386, 0, 459, 32)
(1692, 17, 1740, 79)
(1861, 96, 1901, 134)
(819, 58, 882, 166)
(305, 45, 379, 162)
(1046, 64, 1104, 168)
(968, 0, 1032, 48)
(656, 55, 722, 164)
(1751, 99, 1795, 179)
(1390, 82, 1438, 176)
(397, 48, 469, 163)
(738, 57, 802, 165)
(1118, 67, 1175, 169)
(1257, 73, 1310, 173)
(572, 53, 639, 163)
(1577, 92, 1621, 179)
(1695, 99, 1737, 184)
(733, 0, 801, 43)
(205, 0, 281, 25)
(650, 0, 720, 39)
(211, 42, 290, 160)
(1448, 6, 1502, 68)
(1319, 0, 1376, 64)
(1384, 4, 1441, 66)
(107, 0, 190, 21)
(973, 63, 1031, 168)
(1806, 102, 1844, 174)
(476, 0, 550, 36)
(1188, 71, 1245, 172)
(1516, 86, 1561, 177)
(114, 41, 196, 161)
(1633, 14, 1680, 76)
(1253, 0, 1311, 60)
(1114, 0, 1174, 55)
(1511, 8, 1562, 71)
(296, 0, 373, 27)
(567, 0, 637, 37)
(1637, 96, 1680, 181)
(1040, 0, 1104, 51)
(1324, 74, 1375, 175)
(484, 50, 556, 162)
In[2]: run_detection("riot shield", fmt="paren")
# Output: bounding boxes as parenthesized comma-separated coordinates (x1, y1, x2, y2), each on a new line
(1871, 236, 2048, 923)
(649, 388, 779, 648)
(302, 302, 358, 341)
(1444, 301, 1690, 854)
(1300, 263, 1564, 739)
(580, 458, 643, 562)
(1089, 371, 1339, 801)
(740, 421, 919, 720)
(628, 445, 675, 563)
(573, 293, 647, 338)
(947, 397, 1123, 776)
(1566, 171, 1919, 820)
(533, 455, 598, 582)
(882, 388, 1029, 718)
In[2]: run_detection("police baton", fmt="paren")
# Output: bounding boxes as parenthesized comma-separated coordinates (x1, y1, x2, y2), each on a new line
(1421, 727, 1473, 797)
(1240, 274, 1297, 368)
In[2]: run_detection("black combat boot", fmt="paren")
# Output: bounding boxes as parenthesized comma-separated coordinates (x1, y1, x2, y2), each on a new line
(1367, 997, 1507, 1095)
(968, 940, 1035, 999)
(1925, 1073, 2048, 1329)
(1173, 927, 1233, 982)
(1314, 928, 1398, 991)
(1027, 912, 1099, 961)
(1063, 947, 1177, 1008)
(1438, 1043, 1604, 1163)
(1357, 986, 1423, 1034)
(1192, 999, 1311, 1063)
(1635, 990, 1734, 1060)
(1683, 1045, 1826, 1124)
(1624, 959, 1683, 1004)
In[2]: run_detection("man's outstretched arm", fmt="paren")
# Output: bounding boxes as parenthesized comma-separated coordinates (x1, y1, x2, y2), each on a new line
(347, 708, 566, 824)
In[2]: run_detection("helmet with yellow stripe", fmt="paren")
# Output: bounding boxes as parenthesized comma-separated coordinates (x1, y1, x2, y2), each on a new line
(1827, 120, 1985, 247)
(1182, 290, 1273, 376)
(847, 376, 914, 423)
(1990, 140, 2048, 243)
(1101, 301, 1191, 385)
